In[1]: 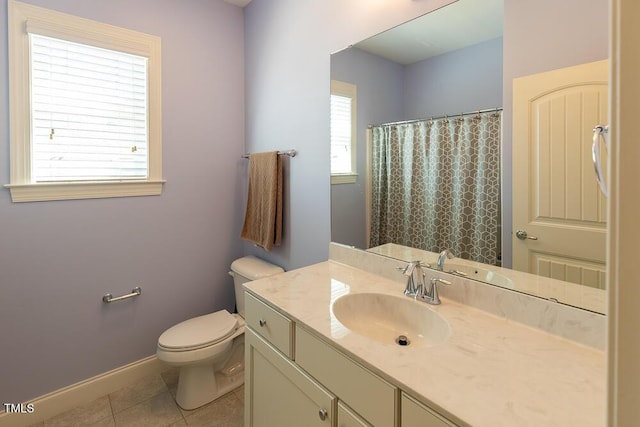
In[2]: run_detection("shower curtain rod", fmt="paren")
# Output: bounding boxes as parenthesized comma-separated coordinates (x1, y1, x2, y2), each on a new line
(368, 107, 503, 128)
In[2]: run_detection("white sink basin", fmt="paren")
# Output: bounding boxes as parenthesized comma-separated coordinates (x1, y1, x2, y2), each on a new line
(446, 263, 513, 288)
(331, 293, 451, 347)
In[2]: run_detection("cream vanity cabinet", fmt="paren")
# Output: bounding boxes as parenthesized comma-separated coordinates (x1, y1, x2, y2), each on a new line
(244, 291, 458, 427)
(245, 330, 335, 426)
(244, 292, 335, 426)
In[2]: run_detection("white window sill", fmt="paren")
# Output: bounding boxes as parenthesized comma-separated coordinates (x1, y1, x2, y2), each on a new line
(5, 180, 166, 203)
(331, 174, 358, 185)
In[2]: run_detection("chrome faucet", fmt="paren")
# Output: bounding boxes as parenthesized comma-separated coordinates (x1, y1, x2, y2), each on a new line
(436, 249, 454, 271)
(398, 261, 426, 296)
(416, 277, 452, 305)
(399, 260, 452, 305)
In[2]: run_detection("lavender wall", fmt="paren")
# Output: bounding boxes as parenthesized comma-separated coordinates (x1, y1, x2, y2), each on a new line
(404, 37, 503, 119)
(0, 0, 245, 403)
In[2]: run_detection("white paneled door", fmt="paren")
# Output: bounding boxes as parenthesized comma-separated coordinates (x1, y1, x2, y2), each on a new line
(512, 60, 608, 288)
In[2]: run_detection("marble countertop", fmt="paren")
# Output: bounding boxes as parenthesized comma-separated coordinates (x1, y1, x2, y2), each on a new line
(244, 260, 606, 427)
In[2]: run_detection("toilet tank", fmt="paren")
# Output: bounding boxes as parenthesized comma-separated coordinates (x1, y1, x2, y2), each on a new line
(229, 256, 284, 317)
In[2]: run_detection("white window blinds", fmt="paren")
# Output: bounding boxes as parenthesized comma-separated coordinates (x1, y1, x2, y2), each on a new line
(330, 93, 353, 174)
(30, 33, 149, 182)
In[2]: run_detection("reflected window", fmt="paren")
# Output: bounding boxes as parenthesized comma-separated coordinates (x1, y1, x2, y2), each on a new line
(330, 80, 357, 184)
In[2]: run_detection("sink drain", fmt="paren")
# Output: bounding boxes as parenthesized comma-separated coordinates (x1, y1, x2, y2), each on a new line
(396, 335, 410, 346)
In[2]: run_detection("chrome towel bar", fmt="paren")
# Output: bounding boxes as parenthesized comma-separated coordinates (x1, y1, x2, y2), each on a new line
(241, 149, 297, 159)
(102, 287, 141, 303)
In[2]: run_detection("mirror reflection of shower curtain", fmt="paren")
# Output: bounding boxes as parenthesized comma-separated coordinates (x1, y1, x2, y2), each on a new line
(369, 111, 502, 266)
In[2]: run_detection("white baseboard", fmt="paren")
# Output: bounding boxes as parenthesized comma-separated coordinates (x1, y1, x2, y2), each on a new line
(0, 356, 166, 427)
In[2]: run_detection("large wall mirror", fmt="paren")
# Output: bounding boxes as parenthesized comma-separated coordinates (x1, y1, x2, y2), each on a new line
(330, 0, 609, 314)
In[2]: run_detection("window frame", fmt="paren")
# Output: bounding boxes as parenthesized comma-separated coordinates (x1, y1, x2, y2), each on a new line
(330, 80, 357, 185)
(5, 0, 164, 202)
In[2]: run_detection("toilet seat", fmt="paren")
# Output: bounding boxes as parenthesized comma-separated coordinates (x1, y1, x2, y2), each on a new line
(158, 310, 238, 352)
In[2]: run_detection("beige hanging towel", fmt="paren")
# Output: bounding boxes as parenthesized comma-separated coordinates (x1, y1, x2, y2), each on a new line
(240, 151, 283, 251)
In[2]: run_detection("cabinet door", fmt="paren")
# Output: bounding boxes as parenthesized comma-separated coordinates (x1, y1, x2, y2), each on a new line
(338, 401, 372, 427)
(295, 325, 397, 426)
(245, 329, 335, 427)
(401, 393, 456, 427)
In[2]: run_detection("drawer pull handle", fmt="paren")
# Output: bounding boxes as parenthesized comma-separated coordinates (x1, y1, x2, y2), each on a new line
(258, 319, 267, 327)
(318, 408, 328, 421)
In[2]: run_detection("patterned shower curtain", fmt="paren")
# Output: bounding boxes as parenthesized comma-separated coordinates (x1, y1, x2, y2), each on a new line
(370, 111, 502, 265)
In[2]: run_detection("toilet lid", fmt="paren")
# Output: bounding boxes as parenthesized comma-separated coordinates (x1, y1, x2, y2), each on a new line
(158, 310, 238, 350)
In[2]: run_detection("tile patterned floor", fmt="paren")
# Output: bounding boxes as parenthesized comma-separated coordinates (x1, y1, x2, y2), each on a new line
(29, 368, 244, 427)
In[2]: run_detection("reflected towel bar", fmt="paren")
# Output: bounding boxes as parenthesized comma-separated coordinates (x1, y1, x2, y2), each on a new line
(241, 149, 297, 159)
(102, 287, 142, 303)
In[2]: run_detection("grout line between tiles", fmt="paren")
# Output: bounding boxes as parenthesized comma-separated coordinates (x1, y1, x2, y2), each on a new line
(106, 393, 115, 423)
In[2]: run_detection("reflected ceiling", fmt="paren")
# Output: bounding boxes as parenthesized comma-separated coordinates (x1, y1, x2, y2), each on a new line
(355, 0, 503, 65)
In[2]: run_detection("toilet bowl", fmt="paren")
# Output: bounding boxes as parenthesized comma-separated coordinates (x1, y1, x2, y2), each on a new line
(156, 256, 284, 410)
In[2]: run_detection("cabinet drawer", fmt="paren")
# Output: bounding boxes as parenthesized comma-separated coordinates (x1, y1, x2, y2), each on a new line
(245, 292, 293, 358)
(401, 392, 456, 427)
(295, 325, 397, 426)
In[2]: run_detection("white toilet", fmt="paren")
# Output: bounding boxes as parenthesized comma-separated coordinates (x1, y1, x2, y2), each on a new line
(157, 256, 284, 410)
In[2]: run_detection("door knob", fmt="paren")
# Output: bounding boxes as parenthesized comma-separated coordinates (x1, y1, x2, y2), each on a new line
(516, 230, 538, 240)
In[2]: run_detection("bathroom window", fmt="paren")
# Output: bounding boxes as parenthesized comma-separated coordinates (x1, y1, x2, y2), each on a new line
(330, 80, 357, 184)
(6, 0, 164, 202)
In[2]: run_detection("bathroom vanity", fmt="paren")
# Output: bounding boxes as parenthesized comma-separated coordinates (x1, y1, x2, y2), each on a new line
(243, 247, 605, 427)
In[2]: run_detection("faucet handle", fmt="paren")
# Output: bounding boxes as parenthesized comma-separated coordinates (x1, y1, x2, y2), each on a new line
(396, 260, 420, 275)
(398, 261, 422, 296)
(398, 263, 414, 276)
(398, 261, 430, 271)
(427, 277, 452, 305)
